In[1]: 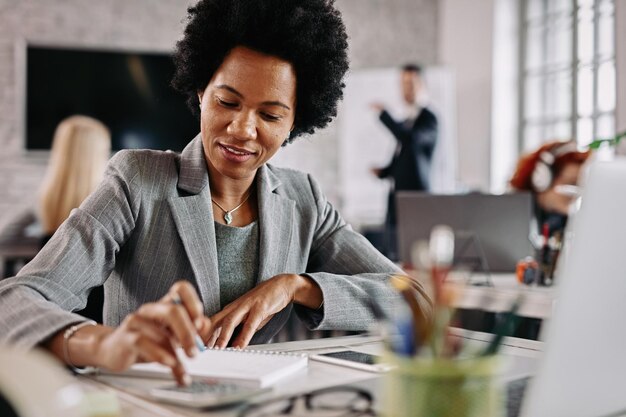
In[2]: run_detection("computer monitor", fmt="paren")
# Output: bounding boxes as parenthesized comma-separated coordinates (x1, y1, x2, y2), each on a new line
(395, 192, 533, 272)
(25, 45, 198, 152)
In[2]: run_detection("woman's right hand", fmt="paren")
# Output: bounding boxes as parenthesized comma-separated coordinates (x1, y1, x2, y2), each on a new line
(68, 281, 211, 386)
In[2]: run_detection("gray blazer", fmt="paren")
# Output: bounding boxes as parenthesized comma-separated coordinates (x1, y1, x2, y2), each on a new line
(0, 136, 430, 348)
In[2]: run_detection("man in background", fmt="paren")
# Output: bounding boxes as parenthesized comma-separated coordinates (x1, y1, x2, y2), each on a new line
(371, 64, 438, 260)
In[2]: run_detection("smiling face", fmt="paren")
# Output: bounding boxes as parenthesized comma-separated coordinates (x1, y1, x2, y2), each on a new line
(197, 46, 297, 183)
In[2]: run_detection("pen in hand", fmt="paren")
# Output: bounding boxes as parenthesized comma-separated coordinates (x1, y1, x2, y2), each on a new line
(171, 294, 207, 353)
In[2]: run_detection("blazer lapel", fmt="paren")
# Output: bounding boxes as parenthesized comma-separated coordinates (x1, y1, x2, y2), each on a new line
(168, 136, 220, 314)
(256, 165, 295, 283)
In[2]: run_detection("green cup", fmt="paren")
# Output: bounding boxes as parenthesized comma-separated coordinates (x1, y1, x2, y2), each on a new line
(382, 353, 504, 417)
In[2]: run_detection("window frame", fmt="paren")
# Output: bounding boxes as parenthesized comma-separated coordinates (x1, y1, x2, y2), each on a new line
(518, 0, 616, 152)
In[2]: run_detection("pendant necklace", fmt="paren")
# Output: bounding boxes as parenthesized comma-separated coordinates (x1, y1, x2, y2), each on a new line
(211, 191, 252, 225)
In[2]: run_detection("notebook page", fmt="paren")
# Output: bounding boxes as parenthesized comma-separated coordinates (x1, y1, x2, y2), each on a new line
(124, 348, 308, 388)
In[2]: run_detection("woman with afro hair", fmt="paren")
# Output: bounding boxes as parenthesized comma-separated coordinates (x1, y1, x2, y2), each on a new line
(0, 0, 431, 386)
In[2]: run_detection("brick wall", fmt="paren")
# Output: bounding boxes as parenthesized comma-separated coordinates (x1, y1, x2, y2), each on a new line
(0, 0, 437, 230)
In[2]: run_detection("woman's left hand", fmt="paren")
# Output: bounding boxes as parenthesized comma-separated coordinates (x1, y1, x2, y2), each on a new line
(206, 274, 322, 349)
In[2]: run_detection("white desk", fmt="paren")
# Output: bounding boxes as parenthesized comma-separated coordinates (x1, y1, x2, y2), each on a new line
(450, 274, 555, 320)
(81, 330, 543, 417)
(409, 270, 556, 320)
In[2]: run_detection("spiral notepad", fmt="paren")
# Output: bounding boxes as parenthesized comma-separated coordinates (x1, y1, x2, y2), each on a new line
(125, 348, 308, 388)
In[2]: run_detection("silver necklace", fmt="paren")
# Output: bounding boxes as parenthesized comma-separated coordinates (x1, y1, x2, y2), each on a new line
(211, 192, 251, 225)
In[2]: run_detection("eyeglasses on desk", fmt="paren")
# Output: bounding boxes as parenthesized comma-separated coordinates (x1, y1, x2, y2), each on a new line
(238, 386, 377, 417)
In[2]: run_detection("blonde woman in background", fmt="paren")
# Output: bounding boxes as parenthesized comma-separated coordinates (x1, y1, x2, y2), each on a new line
(38, 115, 111, 237)
(37, 115, 111, 322)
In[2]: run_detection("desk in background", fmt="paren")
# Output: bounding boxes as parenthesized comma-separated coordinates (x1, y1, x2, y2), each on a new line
(404, 269, 556, 340)
(406, 269, 555, 320)
(0, 210, 41, 278)
(446, 273, 555, 320)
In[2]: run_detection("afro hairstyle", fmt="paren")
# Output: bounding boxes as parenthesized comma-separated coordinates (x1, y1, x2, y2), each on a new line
(171, 0, 350, 143)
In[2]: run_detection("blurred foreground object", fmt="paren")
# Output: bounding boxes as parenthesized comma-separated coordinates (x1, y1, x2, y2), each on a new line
(0, 347, 119, 417)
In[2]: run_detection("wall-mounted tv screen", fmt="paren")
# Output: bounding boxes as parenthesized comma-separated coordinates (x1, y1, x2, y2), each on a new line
(26, 46, 198, 151)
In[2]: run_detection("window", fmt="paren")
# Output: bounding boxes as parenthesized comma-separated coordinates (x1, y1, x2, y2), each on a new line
(520, 0, 616, 151)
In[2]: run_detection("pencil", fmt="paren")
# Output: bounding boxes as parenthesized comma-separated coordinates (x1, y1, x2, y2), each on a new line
(390, 275, 431, 354)
(481, 295, 524, 356)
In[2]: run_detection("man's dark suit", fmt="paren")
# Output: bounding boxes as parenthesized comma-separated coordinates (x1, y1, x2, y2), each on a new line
(377, 107, 438, 260)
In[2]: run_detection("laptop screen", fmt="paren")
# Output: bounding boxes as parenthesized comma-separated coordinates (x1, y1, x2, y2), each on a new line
(520, 158, 626, 417)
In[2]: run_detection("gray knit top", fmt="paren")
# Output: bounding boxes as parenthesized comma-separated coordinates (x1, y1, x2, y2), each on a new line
(214, 221, 259, 308)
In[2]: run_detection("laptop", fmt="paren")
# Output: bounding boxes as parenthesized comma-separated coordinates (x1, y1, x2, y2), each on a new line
(395, 192, 533, 272)
(519, 158, 626, 417)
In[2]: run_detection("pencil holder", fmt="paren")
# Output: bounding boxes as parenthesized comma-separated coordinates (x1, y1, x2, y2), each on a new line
(382, 353, 504, 417)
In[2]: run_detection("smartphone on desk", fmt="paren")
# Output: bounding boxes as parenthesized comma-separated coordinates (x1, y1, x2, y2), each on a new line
(310, 350, 394, 373)
(150, 380, 271, 408)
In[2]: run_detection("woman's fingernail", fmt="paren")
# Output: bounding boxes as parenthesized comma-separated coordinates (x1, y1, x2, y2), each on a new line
(182, 374, 192, 386)
(195, 318, 203, 330)
(190, 347, 199, 357)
